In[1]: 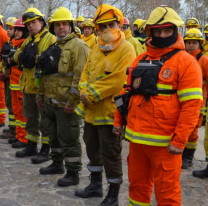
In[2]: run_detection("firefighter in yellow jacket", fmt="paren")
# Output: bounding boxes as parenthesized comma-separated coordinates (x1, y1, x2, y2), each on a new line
(81, 19, 97, 50)
(203, 23, 208, 57)
(121, 17, 144, 56)
(74, 4, 136, 206)
(13, 8, 56, 163)
(37, 7, 90, 186)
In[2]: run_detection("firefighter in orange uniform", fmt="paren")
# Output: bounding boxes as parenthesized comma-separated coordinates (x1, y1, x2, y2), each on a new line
(0, 14, 9, 128)
(182, 28, 208, 169)
(8, 17, 29, 148)
(113, 6, 202, 206)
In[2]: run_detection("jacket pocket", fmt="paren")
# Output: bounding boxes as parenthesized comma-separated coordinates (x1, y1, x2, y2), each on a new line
(161, 157, 181, 193)
(56, 77, 72, 102)
(58, 50, 72, 74)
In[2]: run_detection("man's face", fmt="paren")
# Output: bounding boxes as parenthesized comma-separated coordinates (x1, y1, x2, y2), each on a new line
(6, 25, 15, 37)
(77, 21, 83, 28)
(152, 27, 174, 38)
(25, 19, 43, 36)
(54, 21, 71, 38)
(133, 25, 138, 31)
(83, 26, 93, 37)
(205, 33, 208, 38)
(99, 21, 120, 32)
(185, 40, 200, 52)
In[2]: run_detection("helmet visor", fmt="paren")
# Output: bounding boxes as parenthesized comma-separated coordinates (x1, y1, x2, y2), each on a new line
(22, 12, 40, 23)
(184, 33, 202, 38)
(186, 19, 198, 25)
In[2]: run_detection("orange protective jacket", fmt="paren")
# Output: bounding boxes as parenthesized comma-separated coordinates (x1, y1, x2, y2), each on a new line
(0, 25, 9, 53)
(9, 38, 25, 90)
(188, 49, 208, 115)
(114, 34, 203, 150)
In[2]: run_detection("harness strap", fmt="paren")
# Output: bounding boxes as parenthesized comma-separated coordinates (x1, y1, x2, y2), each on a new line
(196, 52, 203, 61)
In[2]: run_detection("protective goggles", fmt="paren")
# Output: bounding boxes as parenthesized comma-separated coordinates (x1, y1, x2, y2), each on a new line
(22, 12, 40, 23)
(185, 19, 198, 25)
(121, 25, 128, 30)
(184, 33, 203, 38)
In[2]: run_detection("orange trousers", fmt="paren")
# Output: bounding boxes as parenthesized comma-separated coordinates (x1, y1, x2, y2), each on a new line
(11, 90, 27, 144)
(0, 81, 6, 124)
(186, 114, 203, 149)
(128, 142, 182, 206)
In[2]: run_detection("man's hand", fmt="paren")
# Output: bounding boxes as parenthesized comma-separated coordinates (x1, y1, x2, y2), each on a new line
(64, 104, 75, 114)
(80, 94, 88, 106)
(36, 97, 44, 109)
(112, 126, 123, 137)
(167, 143, 183, 155)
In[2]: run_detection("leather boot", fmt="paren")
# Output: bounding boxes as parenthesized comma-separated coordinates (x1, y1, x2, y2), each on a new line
(39, 160, 65, 175)
(193, 164, 208, 178)
(8, 137, 18, 144)
(75, 172, 103, 198)
(0, 131, 15, 139)
(31, 144, 50, 164)
(12, 140, 27, 148)
(182, 147, 187, 160)
(57, 171, 79, 186)
(182, 148, 196, 169)
(99, 184, 120, 206)
(16, 140, 38, 158)
(3, 128, 9, 133)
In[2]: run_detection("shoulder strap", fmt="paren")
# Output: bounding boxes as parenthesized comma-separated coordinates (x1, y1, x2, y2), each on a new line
(160, 49, 181, 63)
(196, 52, 203, 61)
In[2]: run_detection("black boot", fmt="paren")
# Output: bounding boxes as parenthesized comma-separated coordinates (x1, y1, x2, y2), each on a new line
(193, 164, 208, 178)
(39, 160, 65, 175)
(99, 184, 120, 206)
(182, 147, 188, 160)
(16, 140, 38, 158)
(182, 148, 196, 169)
(31, 144, 50, 164)
(57, 171, 79, 186)
(8, 137, 18, 144)
(75, 172, 103, 198)
(12, 140, 27, 148)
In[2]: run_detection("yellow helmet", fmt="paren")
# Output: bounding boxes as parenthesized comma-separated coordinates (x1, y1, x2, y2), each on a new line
(184, 28, 203, 42)
(51, 7, 75, 22)
(6, 17, 17, 26)
(75, 26, 81, 38)
(185, 17, 200, 28)
(204, 23, 208, 34)
(145, 6, 184, 37)
(93, 4, 124, 31)
(76, 16, 85, 22)
(0, 14, 3, 19)
(133, 19, 142, 27)
(82, 18, 95, 27)
(47, 16, 53, 23)
(22, 7, 44, 24)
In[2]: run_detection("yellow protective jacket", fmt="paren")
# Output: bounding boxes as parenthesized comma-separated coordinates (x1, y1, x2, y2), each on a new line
(81, 33, 97, 50)
(38, 32, 90, 108)
(124, 29, 144, 56)
(203, 40, 208, 57)
(75, 38, 136, 125)
(14, 27, 56, 94)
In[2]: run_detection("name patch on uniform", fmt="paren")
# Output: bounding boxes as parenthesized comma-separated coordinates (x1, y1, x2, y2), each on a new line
(161, 68, 172, 80)
(133, 77, 141, 89)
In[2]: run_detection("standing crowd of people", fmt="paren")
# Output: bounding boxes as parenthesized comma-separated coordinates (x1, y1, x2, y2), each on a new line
(0, 3, 208, 206)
